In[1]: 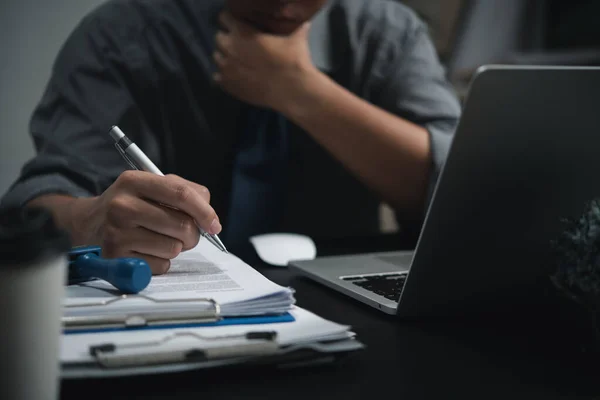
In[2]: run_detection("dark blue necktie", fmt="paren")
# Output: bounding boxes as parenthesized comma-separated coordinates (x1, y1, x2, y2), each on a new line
(223, 107, 289, 256)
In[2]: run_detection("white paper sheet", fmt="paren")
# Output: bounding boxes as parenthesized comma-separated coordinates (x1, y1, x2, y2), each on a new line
(64, 239, 294, 317)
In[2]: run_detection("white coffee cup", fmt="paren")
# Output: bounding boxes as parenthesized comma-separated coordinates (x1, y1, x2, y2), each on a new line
(0, 207, 70, 400)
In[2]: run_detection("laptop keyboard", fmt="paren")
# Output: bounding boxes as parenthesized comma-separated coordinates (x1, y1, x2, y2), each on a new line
(342, 273, 407, 302)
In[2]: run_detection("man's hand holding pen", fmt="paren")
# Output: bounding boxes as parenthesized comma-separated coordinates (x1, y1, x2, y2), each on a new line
(67, 172, 221, 275)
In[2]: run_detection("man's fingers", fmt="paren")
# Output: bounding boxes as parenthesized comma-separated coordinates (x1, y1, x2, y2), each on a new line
(218, 10, 236, 33)
(215, 31, 232, 57)
(296, 21, 312, 37)
(124, 198, 200, 251)
(214, 51, 227, 71)
(128, 227, 184, 260)
(105, 226, 183, 260)
(165, 174, 211, 203)
(131, 251, 172, 276)
(105, 177, 202, 250)
(101, 239, 172, 276)
(116, 171, 221, 235)
(138, 253, 171, 276)
(163, 175, 218, 231)
(218, 10, 254, 35)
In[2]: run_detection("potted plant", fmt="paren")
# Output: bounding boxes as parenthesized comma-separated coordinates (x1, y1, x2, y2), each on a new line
(551, 198, 600, 352)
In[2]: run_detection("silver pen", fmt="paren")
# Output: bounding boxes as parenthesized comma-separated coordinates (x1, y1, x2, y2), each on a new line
(109, 125, 228, 254)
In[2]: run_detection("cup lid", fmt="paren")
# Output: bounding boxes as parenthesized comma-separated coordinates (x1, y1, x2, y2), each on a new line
(0, 206, 71, 266)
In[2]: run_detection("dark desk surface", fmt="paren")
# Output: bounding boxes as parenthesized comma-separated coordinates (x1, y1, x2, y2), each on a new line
(61, 234, 600, 400)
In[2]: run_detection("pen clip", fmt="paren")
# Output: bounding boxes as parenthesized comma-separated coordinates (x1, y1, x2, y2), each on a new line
(115, 143, 141, 171)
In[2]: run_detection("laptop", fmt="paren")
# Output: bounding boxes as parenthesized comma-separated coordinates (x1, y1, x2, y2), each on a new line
(289, 65, 600, 318)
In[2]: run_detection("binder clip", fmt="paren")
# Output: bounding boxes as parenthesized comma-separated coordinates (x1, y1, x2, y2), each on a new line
(67, 246, 152, 294)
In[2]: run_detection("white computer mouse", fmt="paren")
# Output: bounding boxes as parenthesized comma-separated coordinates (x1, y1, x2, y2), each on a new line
(249, 233, 317, 267)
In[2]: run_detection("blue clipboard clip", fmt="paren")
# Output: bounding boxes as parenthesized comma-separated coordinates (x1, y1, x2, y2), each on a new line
(67, 246, 152, 294)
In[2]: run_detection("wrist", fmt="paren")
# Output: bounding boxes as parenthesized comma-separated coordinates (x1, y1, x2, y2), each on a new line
(68, 197, 100, 246)
(27, 194, 98, 246)
(272, 66, 330, 117)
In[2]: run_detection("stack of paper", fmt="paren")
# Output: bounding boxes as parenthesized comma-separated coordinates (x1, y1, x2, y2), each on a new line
(61, 306, 361, 377)
(61, 238, 363, 376)
(64, 239, 296, 321)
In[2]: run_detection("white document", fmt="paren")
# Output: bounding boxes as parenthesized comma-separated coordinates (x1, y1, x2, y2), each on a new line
(64, 239, 295, 318)
(61, 307, 352, 364)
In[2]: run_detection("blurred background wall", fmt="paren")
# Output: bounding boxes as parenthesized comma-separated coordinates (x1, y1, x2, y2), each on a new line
(0, 0, 107, 197)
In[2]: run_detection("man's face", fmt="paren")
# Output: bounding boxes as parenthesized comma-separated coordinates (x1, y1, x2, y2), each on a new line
(226, 0, 327, 35)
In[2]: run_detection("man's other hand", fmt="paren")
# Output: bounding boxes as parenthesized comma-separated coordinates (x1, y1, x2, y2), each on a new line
(213, 10, 316, 111)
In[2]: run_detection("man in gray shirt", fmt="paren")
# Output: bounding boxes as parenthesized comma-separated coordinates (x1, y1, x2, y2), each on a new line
(1, 0, 461, 272)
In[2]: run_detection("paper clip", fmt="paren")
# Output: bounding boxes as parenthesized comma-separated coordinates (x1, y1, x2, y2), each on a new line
(63, 294, 221, 331)
(88, 331, 279, 368)
(115, 142, 141, 170)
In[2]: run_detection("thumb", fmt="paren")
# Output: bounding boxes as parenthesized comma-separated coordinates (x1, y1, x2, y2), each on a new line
(294, 21, 312, 39)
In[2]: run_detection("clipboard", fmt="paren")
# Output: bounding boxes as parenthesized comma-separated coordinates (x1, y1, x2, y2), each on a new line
(63, 294, 295, 334)
(60, 306, 365, 378)
(61, 333, 364, 378)
(88, 330, 282, 368)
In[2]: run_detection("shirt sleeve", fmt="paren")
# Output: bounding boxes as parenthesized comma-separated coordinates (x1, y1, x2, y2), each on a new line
(0, 12, 158, 209)
(373, 13, 462, 216)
